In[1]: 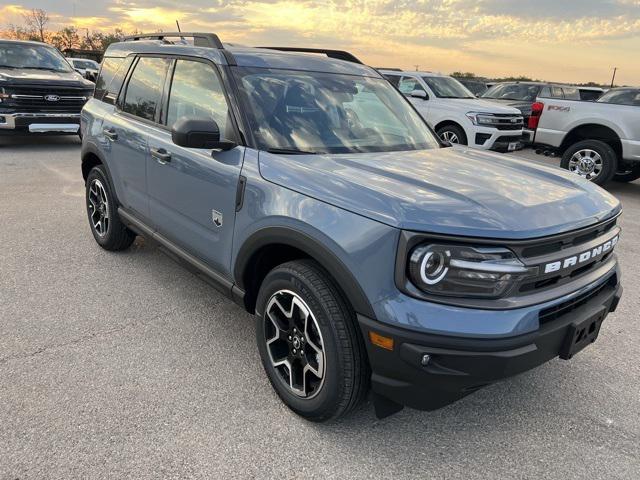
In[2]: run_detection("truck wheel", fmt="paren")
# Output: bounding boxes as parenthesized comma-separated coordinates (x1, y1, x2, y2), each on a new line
(560, 140, 617, 185)
(85, 165, 136, 251)
(436, 124, 467, 145)
(255, 260, 369, 422)
(613, 164, 640, 183)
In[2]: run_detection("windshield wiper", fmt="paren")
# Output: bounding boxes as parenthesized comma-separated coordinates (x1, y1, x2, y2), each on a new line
(21, 66, 68, 72)
(266, 148, 318, 155)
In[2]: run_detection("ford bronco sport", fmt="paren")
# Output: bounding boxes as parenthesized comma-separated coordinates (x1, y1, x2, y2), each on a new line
(81, 33, 623, 421)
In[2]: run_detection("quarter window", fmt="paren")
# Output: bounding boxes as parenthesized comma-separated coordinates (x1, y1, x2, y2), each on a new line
(122, 57, 171, 122)
(166, 60, 229, 134)
(95, 56, 133, 104)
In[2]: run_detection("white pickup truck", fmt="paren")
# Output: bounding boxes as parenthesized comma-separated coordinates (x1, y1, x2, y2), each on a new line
(534, 87, 640, 185)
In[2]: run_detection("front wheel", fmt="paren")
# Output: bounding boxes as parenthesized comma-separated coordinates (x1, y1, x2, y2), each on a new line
(255, 260, 369, 422)
(560, 139, 617, 185)
(436, 124, 467, 146)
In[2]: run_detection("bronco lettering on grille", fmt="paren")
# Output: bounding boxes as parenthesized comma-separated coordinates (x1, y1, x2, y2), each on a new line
(544, 235, 619, 274)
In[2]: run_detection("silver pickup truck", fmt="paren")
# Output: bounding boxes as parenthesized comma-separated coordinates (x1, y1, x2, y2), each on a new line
(534, 87, 640, 185)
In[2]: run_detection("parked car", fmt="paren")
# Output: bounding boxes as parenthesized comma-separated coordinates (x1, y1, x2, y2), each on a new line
(67, 57, 100, 82)
(534, 86, 640, 184)
(381, 70, 524, 151)
(453, 77, 489, 96)
(0, 39, 94, 136)
(481, 82, 601, 142)
(82, 33, 622, 421)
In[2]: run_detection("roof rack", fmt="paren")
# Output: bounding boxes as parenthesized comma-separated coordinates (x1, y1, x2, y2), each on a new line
(258, 47, 363, 65)
(122, 32, 236, 65)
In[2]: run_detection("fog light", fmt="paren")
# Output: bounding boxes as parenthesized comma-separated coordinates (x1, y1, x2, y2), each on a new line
(0, 116, 6, 124)
(421, 354, 431, 366)
(369, 331, 394, 351)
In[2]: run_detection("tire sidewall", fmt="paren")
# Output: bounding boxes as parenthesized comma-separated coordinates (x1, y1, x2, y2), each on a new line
(86, 166, 117, 247)
(561, 140, 617, 185)
(255, 267, 345, 418)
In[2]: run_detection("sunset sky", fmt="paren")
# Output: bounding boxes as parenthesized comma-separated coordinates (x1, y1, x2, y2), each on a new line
(1, 0, 639, 85)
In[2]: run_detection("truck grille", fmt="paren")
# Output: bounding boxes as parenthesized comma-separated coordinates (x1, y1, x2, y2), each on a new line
(2, 85, 91, 113)
(490, 114, 524, 130)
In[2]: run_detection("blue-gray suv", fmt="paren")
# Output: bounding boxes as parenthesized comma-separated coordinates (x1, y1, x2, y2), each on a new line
(81, 33, 623, 421)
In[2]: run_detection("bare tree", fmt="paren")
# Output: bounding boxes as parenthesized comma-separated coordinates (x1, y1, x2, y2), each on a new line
(22, 8, 49, 42)
(51, 27, 80, 51)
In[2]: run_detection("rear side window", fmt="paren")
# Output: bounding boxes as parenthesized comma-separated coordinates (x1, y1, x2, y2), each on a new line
(384, 74, 401, 87)
(398, 76, 422, 94)
(166, 60, 229, 134)
(95, 56, 133, 104)
(122, 57, 171, 122)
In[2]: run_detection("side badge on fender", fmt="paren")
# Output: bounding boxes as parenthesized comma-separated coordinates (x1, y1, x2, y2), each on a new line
(212, 210, 223, 228)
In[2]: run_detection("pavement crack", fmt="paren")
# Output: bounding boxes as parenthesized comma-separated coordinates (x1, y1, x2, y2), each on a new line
(0, 306, 183, 366)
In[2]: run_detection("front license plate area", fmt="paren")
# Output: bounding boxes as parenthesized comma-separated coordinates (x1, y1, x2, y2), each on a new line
(559, 309, 606, 360)
(508, 142, 520, 151)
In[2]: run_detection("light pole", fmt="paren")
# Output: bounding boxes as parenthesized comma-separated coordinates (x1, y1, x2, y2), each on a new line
(610, 67, 617, 88)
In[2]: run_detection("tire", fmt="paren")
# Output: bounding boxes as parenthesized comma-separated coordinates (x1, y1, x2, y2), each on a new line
(255, 259, 369, 422)
(436, 124, 467, 146)
(560, 139, 618, 185)
(85, 165, 136, 251)
(613, 164, 640, 183)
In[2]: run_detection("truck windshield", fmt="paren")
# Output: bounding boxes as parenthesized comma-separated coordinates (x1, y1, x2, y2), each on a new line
(422, 77, 475, 99)
(0, 42, 73, 73)
(597, 89, 640, 106)
(233, 67, 439, 154)
(482, 83, 540, 102)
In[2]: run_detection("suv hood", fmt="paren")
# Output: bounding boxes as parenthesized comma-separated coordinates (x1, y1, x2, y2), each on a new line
(431, 98, 521, 115)
(259, 147, 621, 239)
(481, 98, 534, 117)
(0, 67, 92, 88)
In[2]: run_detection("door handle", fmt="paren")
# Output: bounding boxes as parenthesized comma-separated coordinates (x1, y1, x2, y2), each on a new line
(150, 147, 172, 163)
(103, 128, 118, 141)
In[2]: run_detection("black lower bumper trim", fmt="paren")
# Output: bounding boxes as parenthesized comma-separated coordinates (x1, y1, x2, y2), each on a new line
(358, 278, 622, 412)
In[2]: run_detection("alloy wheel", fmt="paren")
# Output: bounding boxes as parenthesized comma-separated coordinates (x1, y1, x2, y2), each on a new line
(568, 149, 603, 180)
(88, 178, 109, 236)
(264, 289, 326, 398)
(440, 130, 460, 144)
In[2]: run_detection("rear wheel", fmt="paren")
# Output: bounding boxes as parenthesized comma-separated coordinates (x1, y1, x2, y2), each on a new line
(255, 260, 369, 422)
(560, 139, 617, 186)
(436, 124, 467, 146)
(613, 164, 640, 183)
(85, 165, 136, 251)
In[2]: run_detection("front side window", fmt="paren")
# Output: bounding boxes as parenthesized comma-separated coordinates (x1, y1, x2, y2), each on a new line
(122, 57, 171, 121)
(0, 42, 73, 72)
(422, 77, 474, 99)
(597, 89, 640, 106)
(398, 76, 423, 95)
(166, 60, 229, 134)
(233, 67, 439, 154)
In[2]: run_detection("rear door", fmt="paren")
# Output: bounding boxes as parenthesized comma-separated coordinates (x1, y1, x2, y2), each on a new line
(102, 56, 171, 221)
(146, 58, 244, 277)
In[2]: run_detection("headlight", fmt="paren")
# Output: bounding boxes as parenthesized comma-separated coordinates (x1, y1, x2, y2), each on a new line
(408, 244, 535, 298)
(466, 112, 504, 127)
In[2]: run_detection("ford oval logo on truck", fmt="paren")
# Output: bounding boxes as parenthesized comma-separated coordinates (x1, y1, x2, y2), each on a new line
(44, 95, 60, 102)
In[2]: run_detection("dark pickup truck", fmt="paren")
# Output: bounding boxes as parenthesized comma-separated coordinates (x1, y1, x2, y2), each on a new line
(0, 39, 94, 136)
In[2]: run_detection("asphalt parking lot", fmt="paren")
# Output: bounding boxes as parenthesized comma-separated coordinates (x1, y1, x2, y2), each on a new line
(1, 136, 639, 479)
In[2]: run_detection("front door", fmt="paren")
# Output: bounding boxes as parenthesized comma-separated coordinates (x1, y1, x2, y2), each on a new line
(146, 58, 244, 277)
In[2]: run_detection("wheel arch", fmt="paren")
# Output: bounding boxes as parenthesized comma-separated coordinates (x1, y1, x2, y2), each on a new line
(233, 226, 375, 319)
(560, 123, 622, 159)
(434, 120, 468, 143)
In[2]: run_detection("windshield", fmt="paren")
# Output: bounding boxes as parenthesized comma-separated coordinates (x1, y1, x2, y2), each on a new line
(482, 83, 541, 101)
(422, 76, 475, 98)
(0, 42, 73, 72)
(233, 67, 439, 154)
(597, 88, 640, 106)
(72, 59, 98, 70)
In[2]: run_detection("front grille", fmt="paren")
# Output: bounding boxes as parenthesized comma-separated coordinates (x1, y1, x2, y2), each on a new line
(3, 85, 91, 113)
(539, 275, 616, 324)
(487, 114, 523, 130)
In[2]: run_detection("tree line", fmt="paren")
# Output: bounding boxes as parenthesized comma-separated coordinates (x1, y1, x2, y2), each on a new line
(2, 8, 128, 51)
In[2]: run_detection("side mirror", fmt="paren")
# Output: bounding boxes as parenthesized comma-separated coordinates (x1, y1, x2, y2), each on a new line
(171, 118, 236, 150)
(410, 89, 428, 100)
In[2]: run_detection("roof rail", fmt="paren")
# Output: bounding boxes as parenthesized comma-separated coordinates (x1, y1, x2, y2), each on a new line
(122, 32, 237, 65)
(376, 67, 402, 71)
(258, 47, 363, 65)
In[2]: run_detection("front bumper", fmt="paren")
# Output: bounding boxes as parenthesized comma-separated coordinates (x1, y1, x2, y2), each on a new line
(0, 112, 81, 134)
(469, 126, 525, 152)
(358, 274, 622, 414)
